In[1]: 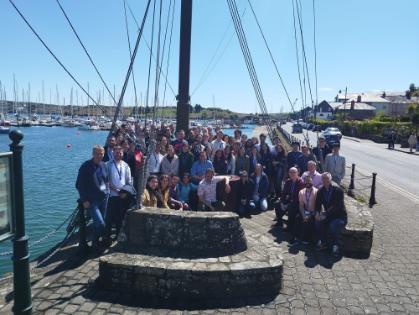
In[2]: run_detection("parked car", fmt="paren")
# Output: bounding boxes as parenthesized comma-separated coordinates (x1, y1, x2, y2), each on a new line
(322, 127, 342, 146)
(292, 123, 303, 133)
(312, 125, 322, 132)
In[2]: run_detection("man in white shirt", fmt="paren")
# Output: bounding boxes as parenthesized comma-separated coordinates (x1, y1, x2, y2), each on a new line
(301, 161, 323, 189)
(211, 131, 226, 160)
(105, 146, 132, 245)
(148, 143, 164, 175)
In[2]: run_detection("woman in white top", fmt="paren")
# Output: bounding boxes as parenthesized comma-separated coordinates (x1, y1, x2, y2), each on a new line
(297, 176, 318, 245)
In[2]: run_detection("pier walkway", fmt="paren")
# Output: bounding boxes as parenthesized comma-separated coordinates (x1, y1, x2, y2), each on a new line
(1, 175, 419, 314)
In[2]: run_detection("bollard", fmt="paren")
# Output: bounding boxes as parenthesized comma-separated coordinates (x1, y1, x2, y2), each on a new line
(369, 172, 377, 208)
(348, 163, 356, 196)
(77, 200, 89, 255)
(9, 130, 32, 315)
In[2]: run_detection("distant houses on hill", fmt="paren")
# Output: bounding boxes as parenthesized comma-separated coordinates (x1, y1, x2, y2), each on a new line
(304, 91, 419, 121)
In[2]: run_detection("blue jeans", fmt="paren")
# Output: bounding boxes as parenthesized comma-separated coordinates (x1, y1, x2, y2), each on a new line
(315, 218, 347, 245)
(87, 198, 107, 241)
(253, 195, 268, 211)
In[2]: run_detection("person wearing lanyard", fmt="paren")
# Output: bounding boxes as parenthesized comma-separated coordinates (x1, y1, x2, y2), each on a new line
(314, 172, 347, 256)
(105, 146, 132, 246)
(297, 176, 318, 245)
(274, 167, 304, 236)
(75, 145, 109, 251)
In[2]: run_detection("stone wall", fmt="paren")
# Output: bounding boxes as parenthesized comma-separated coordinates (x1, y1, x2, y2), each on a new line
(342, 197, 374, 257)
(124, 208, 247, 258)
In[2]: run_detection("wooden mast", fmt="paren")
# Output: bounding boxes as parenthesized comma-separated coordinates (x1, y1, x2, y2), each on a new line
(176, 0, 193, 131)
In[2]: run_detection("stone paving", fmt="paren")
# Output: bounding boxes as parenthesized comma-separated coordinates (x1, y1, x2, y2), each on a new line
(1, 180, 419, 314)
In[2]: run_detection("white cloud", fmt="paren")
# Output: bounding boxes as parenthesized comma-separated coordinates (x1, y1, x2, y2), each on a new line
(319, 87, 334, 92)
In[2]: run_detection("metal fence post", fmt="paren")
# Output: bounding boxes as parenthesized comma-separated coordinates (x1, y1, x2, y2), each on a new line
(349, 163, 356, 191)
(369, 172, 377, 208)
(9, 130, 32, 315)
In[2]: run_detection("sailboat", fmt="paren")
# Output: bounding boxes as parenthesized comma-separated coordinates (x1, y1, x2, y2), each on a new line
(0, 113, 11, 134)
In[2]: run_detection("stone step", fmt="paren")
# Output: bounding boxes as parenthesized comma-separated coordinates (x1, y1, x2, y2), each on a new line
(98, 238, 283, 300)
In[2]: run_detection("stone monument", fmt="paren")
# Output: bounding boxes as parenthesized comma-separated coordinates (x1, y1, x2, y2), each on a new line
(98, 208, 283, 300)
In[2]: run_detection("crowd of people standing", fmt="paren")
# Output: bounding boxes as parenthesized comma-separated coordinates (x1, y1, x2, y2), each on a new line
(76, 122, 348, 255)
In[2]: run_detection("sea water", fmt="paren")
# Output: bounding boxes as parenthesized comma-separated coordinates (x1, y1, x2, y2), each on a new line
(0, 125, 255, 276)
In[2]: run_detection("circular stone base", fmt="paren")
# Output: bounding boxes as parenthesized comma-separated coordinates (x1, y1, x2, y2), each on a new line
(98, 238, 283, 300)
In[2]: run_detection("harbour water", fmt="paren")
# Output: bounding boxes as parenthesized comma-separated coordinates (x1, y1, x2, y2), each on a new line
(0, 124, 256, 276)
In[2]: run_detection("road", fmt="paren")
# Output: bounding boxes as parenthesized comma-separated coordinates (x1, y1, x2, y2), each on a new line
(282, 123, 419, 204)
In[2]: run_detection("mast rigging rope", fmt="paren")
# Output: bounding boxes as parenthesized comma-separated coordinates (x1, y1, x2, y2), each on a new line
(55, 0, 118, 107)
(8, 0, 107, 115)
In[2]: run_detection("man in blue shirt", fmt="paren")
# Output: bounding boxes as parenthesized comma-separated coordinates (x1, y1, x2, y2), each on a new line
(191, 151, 213, 184)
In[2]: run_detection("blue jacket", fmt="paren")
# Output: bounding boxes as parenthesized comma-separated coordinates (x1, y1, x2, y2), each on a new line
(251, 172, 270, 198)
(76, 159, 108, 204)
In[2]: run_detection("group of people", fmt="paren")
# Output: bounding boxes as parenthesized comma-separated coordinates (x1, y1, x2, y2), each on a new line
(76, 122, 348, 255)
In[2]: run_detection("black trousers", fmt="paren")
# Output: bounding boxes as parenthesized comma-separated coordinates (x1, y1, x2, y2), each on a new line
(106, 196, 129, 239)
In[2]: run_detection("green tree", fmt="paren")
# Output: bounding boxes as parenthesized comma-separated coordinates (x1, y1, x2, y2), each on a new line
(194, 104, 203, 113)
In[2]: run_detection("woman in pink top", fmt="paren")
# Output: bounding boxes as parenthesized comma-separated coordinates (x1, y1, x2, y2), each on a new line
(297, 176, 318, 245)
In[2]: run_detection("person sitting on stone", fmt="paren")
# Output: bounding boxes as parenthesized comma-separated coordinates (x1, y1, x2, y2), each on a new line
(142, 175, 164, 208)
(295, 175, 318, 245)
(297, 144, 317, 174)
(191, 151, 214, 184)
(236, 170, 255, 217)
(177, 173, 198, 210)
(168, 175, 188, 210)
(324, 143, 346, 185)
(314, 172, 347, 256)
(159, 174, 171, 209)
(301, 160, 323, 189)
(197, 168, 231, 211)
(274, 167, 304, 232)
(250, 163, 270, 212)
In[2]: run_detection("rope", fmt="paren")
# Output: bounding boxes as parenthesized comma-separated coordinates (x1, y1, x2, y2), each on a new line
(152, 0, 164, 122)
(247, 0, 295, 113)
(312, 0, 319, 108)
(125, 0, 177, 99)
(144, 0, 157, 127)
(55, 0, 118, 107)
(8, 0, 107, 115)
(291, 0, 304, 118)
(0, 209, 75, 258)
(109, 0, 153, 135)
(161, 0, 176, 111)
(191, 6, 246, 97)
(122, 0, 140, 119)
(158, 0, 174, 120)
(227, 0, 273, 138)
(295, 0, 314, 107)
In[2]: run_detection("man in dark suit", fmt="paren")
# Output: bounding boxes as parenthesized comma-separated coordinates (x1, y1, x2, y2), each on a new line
(236, 171, 255, 217)
(250, 164, 270, 212)
(314, 172, 347, 256)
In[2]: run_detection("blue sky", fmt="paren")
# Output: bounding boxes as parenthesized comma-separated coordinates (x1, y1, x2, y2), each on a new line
(1, 0, 418, 114)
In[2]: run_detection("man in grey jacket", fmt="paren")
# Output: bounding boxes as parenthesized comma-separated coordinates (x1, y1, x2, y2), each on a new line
(324, 143, 345, 185)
